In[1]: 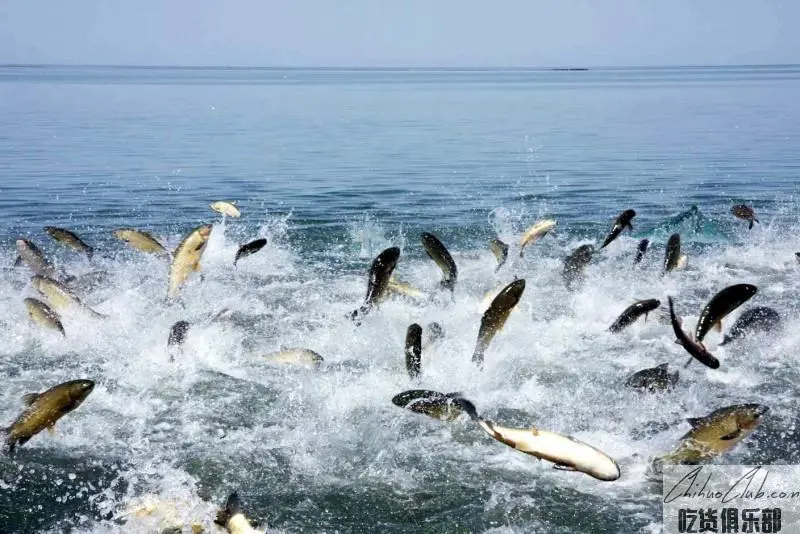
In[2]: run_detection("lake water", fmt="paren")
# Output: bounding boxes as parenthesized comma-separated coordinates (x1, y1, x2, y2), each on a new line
(0, 64, 799, 533)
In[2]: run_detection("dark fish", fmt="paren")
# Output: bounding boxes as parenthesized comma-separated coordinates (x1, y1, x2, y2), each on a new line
(668, 297, 719, 369)
(44, 227, 93, 259)
(63, 270, 110, 293)
(624, 363, 678, 393)
(391, 390, 469, 421)
(608, 299, 661, 333)
(663, 233, 684, 275)
(2, 379, 95, 454)
(405, 323, 422, 379)
(719, 306, 781, 345)
(234, 238, 267, 266)
(424, 322, 445, 345)
(348, 247, 401, 323)
(168, 320, 190, 347)
(472, 278, 526, 367)
(490, 238, 509, 272)
(600, 209, 636, 249)
(633, 239, 649, 265)
(695, 284, 758, 343)
(421, 232, 457, 292)
(731, 205, 759, 230)
(562, 244, 594, 290)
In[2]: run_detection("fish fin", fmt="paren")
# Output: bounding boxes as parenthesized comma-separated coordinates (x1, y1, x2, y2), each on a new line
(644, 312, 649, 323)
(193, 263, 202, 272)
(452, 398, 480, 421)
(749, 220, 754, 230)
(12, 256, 22, 268)
(720, 429, 742, 441)
(552, 463, 577, 472)
(47, 423, 56, 435)
(719, 335, 732, 346)
(626, 223, 633, 231)
(445, 391, 463, 398)
(22, 393, 39, 406)
(713, 320, 722, 333)
(656, 363, 669, 370)
(686, 417, 704, 428)
(215, 491, 241, 527)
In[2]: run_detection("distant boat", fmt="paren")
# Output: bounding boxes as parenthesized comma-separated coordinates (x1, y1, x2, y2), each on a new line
(551, 67, 589, 71)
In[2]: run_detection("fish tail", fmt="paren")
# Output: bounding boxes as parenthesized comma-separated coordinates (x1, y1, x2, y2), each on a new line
(719, 335, 732, 346)
(214, 491, 241, 527)
(749, 220, 755, 230)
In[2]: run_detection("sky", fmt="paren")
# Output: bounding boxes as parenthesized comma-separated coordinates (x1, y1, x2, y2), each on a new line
(0, 1, 797, 67)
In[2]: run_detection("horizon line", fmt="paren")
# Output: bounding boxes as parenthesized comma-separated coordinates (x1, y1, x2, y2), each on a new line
(1, 62, 798, 71)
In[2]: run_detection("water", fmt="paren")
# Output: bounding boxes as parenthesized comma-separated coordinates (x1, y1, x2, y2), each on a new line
(0, 64, 799, 533)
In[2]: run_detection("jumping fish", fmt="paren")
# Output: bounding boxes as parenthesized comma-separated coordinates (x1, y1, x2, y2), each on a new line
(519, 219, 556, 258)
(652, 404, 768, 473)
(2, 379, 95, 454)
(663, 233, 686, 275)
(562, 244, 594, 290)
(16, 239, 57, 278)
(167, 224, 213, 298)
(731, 205, 759, 230)
(405, 323, 422, 379)
(459, 399, 620, 481)
(386, 278, 425, 300)
(421, 232, 457, 293)
(31, 275, 105, 318)
(263, 348, 324, 368)
(348, 247, 400, 322)
(624, 363, 679, 393)
(633, 239, 649, 265)
(114, 229, 169, 258)
(24, 297, 65, 336)
(391, 390, 470, 421)
(608, 299, 660, 333)
(719, 306, 781, 346)
(490, 238, 509, 272)
(667, 297, 719, 369)
(472, 279, 525, 367)
(600, 209, 636, 249)
(210, 201, 241, 218)
(168, 320, 190, 347)
(44, 227, 93, 259)
(234, 238, 267, 266)
(694, 284, 758, 344)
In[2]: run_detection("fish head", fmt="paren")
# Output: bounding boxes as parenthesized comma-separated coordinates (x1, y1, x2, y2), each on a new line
(65, 379, 96, 406)
(734, 404, 769, 431)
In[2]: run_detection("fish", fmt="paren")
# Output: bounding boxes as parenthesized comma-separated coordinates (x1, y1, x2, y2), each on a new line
(262, 348, 324, 368)
(347, 247, 401, 322)
(167, 224, 213, 298)
(210, 201, 241, 218)
(44, 227, 93, 259)
(600, 209, 636, 249)
(719, 306, 781, 346)
(490, 238, 509, 271)
(16, 239, 57, 278)
(405, 323, 422, 379)
(667, 296, 719, 369)
(234, 238, 267, 266)
(24, 297, 65, 336)
(633, 238, 649, 265)
(653, 404, 768, 471)
(391, 390, 470, 421)
(731, 204, 759, 229)
(168, 320, 190, 347)
(608, 299, 661, 333)
(386, 278, 425, 300)
(519, 219, 556, 258)
(694, 284, 758, 344)
(1, 379, 95, 454)
(663, 233, 686, 275)
(421, 232, 457, 292)
(214, 491, 264, 534)
(458, 399, 620, 482)
(472, 279, 525, 367)
(114, 229, 169, 258)
(63, 270, 111, 293)
(562, 244, 594, 290)
(31, 275, 105, 318)
(624, 363, 679, 393)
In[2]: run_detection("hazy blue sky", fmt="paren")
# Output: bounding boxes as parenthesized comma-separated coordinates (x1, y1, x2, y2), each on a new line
(0, 1, 797, 67)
